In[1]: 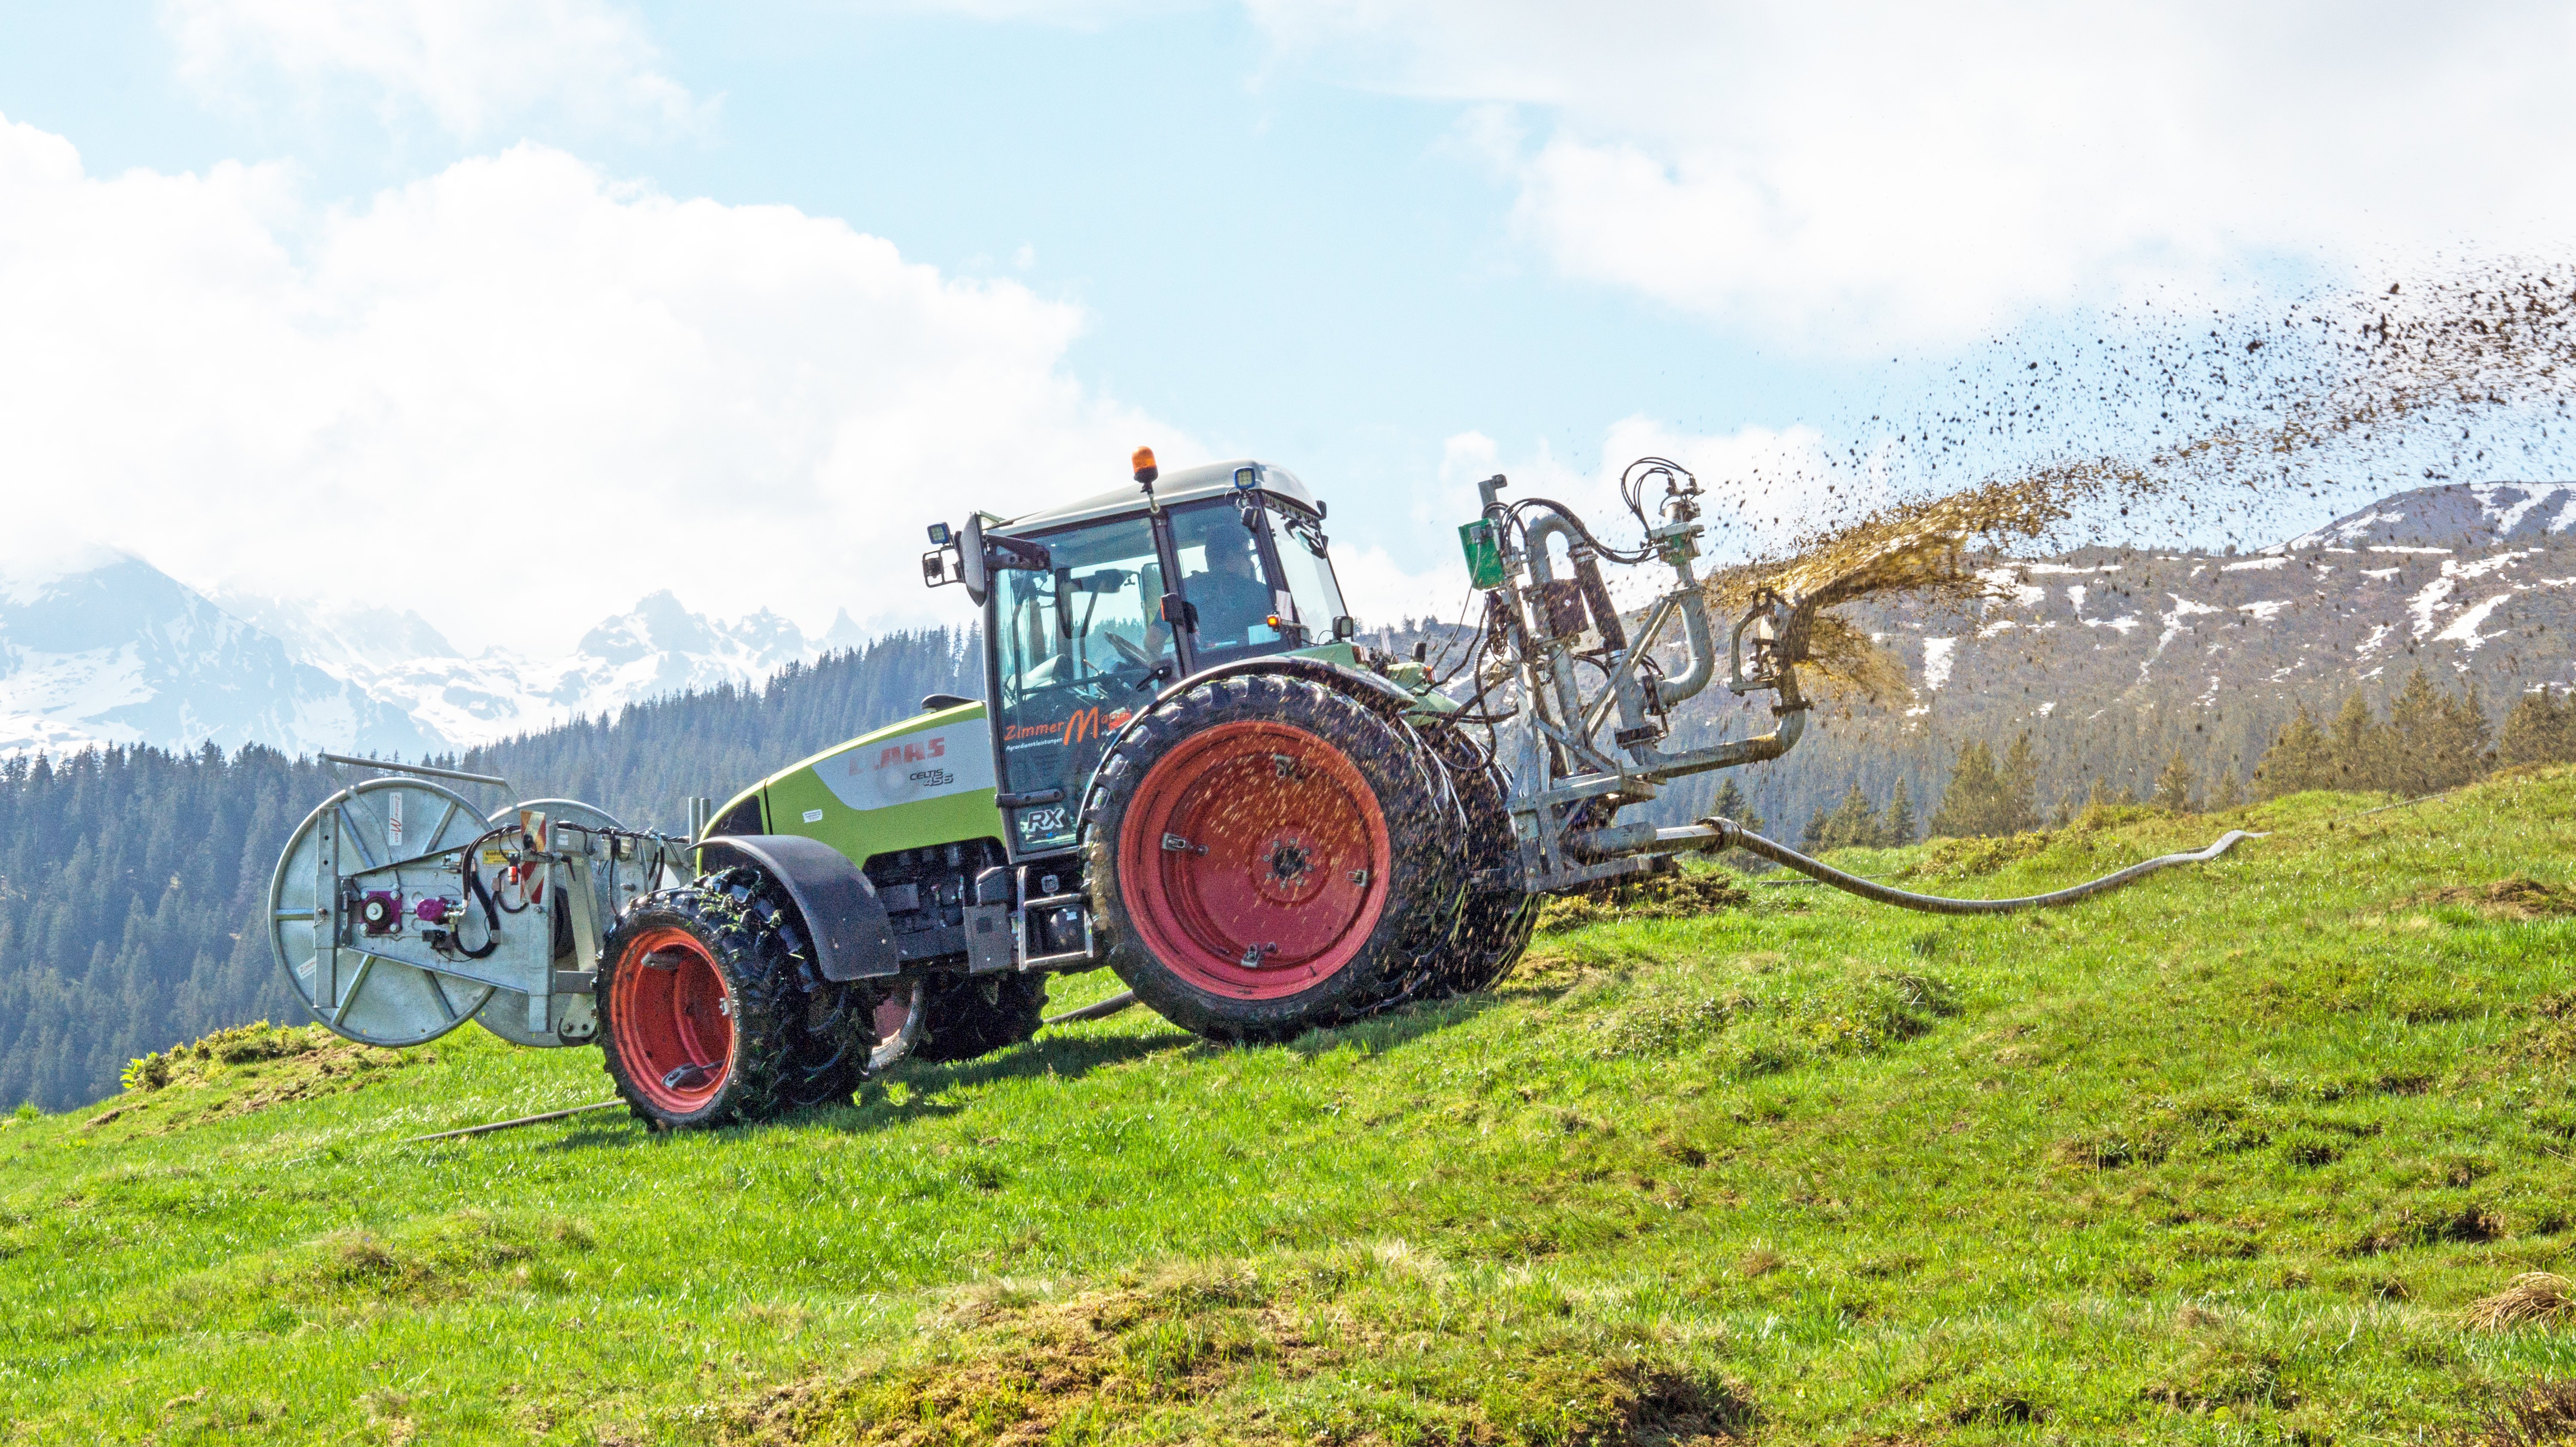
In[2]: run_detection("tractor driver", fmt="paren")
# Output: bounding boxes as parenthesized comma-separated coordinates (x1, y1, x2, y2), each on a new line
(1183, 533, 1274, 646)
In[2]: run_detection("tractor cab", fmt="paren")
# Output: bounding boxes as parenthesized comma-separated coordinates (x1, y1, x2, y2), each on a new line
(926, 458, 1353, 858)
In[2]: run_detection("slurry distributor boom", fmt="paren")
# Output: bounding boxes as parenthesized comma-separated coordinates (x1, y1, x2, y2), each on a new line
(272, 453, 2254, 1129)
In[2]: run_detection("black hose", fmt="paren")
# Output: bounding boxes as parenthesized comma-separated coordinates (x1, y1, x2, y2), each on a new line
(1707, 818, 2264, 915)
(454, 854, 506, 958)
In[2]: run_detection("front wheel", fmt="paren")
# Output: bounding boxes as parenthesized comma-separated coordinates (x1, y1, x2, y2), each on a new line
(1085, 673, 1464, 1042)
(595, 866, 870, 1129)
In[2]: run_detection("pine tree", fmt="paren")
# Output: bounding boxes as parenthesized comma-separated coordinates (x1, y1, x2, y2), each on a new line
(2499, 687, 2576, 767)
(1707, 777, 1770, 871)
(1839, 783, 1885, 848)
(1929, 740, 2030, 839)
(2150, 751, 2196, 812)
(1999, 733, 2043, 833)
(2254, 702, 2334, 797)
(2328, 691, 2385, 791)
(1880, 788, 1919, 846)
(1709, 777, 1763, 834)
(2208, 767, 2243, 811)
(2432, 682, 2494, 790)
(2382, 668, 2446, 796)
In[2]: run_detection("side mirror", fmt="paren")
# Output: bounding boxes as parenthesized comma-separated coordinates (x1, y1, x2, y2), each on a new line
(960, 515, 991, 606)
(957, 515, 1051, 608)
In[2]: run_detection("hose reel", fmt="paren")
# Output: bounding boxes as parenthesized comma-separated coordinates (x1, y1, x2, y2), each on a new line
(268, 772, 694, 1051)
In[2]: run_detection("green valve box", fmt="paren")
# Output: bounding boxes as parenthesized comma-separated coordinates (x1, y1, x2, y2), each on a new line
(1458, 520, 1504, 589)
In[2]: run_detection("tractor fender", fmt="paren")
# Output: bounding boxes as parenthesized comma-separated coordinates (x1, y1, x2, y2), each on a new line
(695, 833, 900, 982)
(1072, 656, 1441, 837)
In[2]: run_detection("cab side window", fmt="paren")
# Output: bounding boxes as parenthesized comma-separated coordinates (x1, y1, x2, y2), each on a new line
(1169, 504, 1283, 652)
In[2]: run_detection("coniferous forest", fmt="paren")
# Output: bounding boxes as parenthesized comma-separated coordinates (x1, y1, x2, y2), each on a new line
(0, 632, 976, 1111)
(8, 625, 2575, 1113)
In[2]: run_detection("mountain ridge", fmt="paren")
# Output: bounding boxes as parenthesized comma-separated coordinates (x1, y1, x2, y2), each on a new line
(0, 559, 869, 759)
(8, 481, 2572, 772)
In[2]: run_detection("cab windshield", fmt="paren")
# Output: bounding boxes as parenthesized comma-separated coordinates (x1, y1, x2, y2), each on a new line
(1167, 498, 1346, 663)
(992, 515, 1173, 852)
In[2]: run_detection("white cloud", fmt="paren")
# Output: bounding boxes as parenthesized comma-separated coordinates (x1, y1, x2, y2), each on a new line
(161, 0, 710, 139)
(1246, 0, 2576, 348)
(0, 117, 1183, 654)
(841, 0, 1211, 24)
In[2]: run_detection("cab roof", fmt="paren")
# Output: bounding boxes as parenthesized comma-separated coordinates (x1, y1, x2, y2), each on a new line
(999, 459, 1318, 534)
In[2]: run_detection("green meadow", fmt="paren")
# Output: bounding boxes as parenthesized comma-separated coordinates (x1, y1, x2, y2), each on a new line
(9, 772, 2576, 1444)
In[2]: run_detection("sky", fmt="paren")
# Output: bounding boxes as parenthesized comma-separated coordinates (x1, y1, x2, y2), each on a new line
(1, 0, 2572, 654)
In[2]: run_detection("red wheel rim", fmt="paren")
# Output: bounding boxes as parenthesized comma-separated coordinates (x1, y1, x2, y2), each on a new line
(610, 926, 734, 1115)
(1117, 719, 1394, 1001)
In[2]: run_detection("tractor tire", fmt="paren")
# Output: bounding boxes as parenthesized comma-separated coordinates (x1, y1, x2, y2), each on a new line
(908, 973, 1049, 1064)
(595, 866, 872, 1130)
(1086, 672, 1465, 1042)
(1424, 723, 1536, 996)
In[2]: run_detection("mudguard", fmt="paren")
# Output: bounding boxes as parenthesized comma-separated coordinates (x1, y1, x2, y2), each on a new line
(697, 833, 900, 982)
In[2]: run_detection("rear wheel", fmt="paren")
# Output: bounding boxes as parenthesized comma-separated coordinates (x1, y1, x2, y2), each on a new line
(1424, 723, 1535, 995)
(908, 973, 1049, 1063)
(596, 866, 870, 1129)
(1086, 673, 1464, 1042)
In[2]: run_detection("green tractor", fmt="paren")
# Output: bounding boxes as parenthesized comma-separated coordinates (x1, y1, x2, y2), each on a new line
(273, 451, 1833, 1129)
(628, 453, 1547, 1127)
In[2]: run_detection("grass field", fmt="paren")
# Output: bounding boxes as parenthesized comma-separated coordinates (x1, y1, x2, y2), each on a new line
(9, 772, 2576, 1444)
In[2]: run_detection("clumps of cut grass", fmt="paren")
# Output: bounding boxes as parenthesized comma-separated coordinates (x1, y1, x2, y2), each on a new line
(122, 1021, 325, 1090)
(2471, 1380, 2576, 1445)
(2050, 1126, 2173, 1171)
(2465, 1274, 2576, 1332)
(285, 1209, 595, 1304)
(2345, 1201, 2505, 1258)
(2493, 992, 2576, 1076)
(723, 1254, 1751, 1447)
(2140, 1325, 2291, 1413)
(2420, 876, 2576, 921)
(1907, 831, 2050, 880)
(1537, 869, 1748, 932)
(1589, 967, 1957, 1068)
(98, 1021, 420, 1134)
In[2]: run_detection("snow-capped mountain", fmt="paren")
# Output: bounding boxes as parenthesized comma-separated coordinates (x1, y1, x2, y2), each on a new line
(2, 556, 867, 759)
(1845, 481, 2576, 723)
(223, 588, 888, 748)
(0, 556, 439, 758)
(229, 589, 836, 746)
(15, 483, 2567, 765)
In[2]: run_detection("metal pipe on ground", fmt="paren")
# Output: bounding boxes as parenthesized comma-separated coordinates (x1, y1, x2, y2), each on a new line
(402, 1100, 625, 1144)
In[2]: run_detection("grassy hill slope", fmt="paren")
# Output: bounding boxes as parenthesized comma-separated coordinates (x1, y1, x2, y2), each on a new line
(9, 774, 2576, 1443)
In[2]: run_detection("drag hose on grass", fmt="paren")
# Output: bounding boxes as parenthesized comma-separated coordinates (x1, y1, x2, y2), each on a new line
(1709, 819, 2264, 915)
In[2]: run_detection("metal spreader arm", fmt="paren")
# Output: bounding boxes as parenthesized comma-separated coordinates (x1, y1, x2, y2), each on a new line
(1471, 468, 1820, 894)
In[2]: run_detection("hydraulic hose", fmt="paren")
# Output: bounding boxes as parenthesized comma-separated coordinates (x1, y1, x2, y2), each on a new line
(1697, 817, 2265, 915)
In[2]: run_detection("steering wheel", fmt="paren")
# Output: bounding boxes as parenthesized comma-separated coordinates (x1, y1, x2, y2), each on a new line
(1103, 630, 1157, 671)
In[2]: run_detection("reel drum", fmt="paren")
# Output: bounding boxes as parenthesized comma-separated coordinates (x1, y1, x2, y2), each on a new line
(268, 776, 499, 1049)
(473, 798, 639, 1048)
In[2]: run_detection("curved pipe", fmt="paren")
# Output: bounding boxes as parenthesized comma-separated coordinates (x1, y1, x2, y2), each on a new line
(868, 979, 928, 1073)
(1703, 820, 2265, 915)
(1647, 564, 1719, 711)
